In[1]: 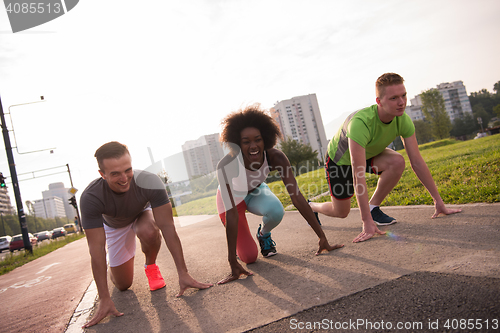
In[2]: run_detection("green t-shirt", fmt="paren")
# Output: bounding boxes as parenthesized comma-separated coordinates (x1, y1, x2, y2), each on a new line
(327, 105, 415, 165)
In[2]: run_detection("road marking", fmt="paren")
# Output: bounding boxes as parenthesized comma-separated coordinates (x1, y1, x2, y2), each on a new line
(0, 275, 52, 294)
(37, 262, 60, 274)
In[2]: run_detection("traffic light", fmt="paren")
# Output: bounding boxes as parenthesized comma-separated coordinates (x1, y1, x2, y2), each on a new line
(0, 173, 6, 188)
(69, 196, 77, 208)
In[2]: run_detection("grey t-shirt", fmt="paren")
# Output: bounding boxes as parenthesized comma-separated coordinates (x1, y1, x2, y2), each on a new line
(80, 170, 170, 229)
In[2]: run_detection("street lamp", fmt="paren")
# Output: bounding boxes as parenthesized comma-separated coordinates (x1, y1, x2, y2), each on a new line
(477, 117, 484, 133)
(8, 96, 55, 154)
(0, 95, 48, 253)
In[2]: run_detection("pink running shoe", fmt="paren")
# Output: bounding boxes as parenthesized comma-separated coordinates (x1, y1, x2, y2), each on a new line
(145, 264, 166, 291)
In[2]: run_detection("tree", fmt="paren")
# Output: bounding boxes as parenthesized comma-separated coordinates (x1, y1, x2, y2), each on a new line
(0, 214, 68, 237)
(473, 104, 491, 130)
(278, 136, 319, 176)
(451, 112, 477, 138)
(494, 81, 500, 95)
(469, 83, 500, 120)
(494, 104, 500, 118)
(413, 120, 433, 144)
(420, 89, 452, 140)
(470, 88, 491, 98)
(463, 112, 478, 135)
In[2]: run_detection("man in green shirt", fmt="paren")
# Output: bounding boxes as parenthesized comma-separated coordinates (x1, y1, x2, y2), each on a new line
(310, 73, 461, 243)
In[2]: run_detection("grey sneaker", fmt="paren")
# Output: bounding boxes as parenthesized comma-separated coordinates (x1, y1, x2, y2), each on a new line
(371, 207, 397, 226)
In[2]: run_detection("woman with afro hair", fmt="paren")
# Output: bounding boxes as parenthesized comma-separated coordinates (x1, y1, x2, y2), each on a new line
(216, 104, 343, 284)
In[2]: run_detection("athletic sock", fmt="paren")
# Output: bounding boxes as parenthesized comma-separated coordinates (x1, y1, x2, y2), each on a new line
(369, 205, 378, 212)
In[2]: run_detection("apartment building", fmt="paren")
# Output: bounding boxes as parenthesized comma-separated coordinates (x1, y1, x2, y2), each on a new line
(0, 188, 14, 215)
(406, 81, 473, 122)
(42, 182, 77, 219)
(271, 93, 328, 159)
(33, 196, 66, 219)
(182, 133, 225, 179)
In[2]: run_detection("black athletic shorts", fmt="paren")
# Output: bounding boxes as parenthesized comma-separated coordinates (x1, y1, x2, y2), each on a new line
(325, 154, 382, 200)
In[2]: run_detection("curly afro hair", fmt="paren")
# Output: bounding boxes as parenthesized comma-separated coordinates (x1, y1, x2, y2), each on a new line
(220, 104, 282, 153)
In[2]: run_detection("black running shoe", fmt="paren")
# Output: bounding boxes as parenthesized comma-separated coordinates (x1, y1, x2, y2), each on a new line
(256, 224, 277, 257)
(308, 199, 321, 225)
(371, 207, 397, 225)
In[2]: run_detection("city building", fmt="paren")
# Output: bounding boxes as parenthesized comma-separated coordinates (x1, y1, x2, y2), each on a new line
(406, 81, 473, 122)
(182, 133, 225, 179)
(42, 182, 76, 219)
(0, 188, 14, 215)
(271, 93, 328, 159)
(33, 196, 66, 219)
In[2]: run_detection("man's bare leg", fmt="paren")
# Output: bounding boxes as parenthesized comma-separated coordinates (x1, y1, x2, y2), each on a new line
(110, 257, 135, 291)
(369, 148, 405, 206)
(310, 196, 351, 219)
(134, 210, 162, 266)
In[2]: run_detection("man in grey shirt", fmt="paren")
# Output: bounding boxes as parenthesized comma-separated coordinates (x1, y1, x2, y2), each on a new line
(80, 141, 212, 328)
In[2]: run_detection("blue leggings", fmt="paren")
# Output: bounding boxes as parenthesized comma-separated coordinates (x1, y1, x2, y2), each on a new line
(216, 183, 284, 263)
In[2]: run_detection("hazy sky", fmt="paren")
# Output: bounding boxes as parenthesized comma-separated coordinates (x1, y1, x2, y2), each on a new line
(0, 0, 499, 206)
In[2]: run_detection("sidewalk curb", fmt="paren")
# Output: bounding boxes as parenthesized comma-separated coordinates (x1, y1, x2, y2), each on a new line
(65, 280, 97, 333)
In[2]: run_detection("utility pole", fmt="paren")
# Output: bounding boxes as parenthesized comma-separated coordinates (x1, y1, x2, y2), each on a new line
(0, 95, 32, 253)
(66, 164, 82, 232)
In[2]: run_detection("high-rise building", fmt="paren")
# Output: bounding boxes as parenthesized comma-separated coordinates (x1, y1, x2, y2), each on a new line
(33, 196, 66, 219)
(406, 81, 473, 122)
(271, 93, 328, 159)
(42, 182, 76, 219)
(182, 133, 225, 179)
(0, 188, 14, 215)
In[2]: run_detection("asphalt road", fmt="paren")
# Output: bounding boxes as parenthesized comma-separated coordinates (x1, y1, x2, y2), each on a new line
(1, 203, 499, 333)
(0, 237, 92, 333)
(79, 203, 499, 333)
(248, 272, 500, 332)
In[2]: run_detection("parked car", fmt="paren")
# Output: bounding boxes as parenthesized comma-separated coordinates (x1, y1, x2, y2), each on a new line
(35, 230, 52, 242)
(9, 233, 37, 252)
(51, 227, 67, 239)
(0, 235, 12, 253)
(474, 132, 487, 139)
(63, 224, 77, 234)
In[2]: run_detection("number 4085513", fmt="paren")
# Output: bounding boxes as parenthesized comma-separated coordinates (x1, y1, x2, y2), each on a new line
(5, 3, 62, 14)
(444, 319, 499, 330)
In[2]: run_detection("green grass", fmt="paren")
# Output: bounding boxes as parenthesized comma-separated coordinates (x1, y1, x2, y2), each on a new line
(174, 195, 218, 216)
(267, 167, 330, 208)
(0, 233, 86, 275)
(314, 135, 500, 207)
(174, 135, 500, 214)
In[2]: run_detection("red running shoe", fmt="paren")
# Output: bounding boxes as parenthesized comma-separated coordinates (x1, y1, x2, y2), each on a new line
(145, 264, 166, 291)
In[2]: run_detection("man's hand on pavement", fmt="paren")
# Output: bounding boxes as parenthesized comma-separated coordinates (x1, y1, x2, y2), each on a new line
(82, 297, 123, 328)
(432, 203, 462, 218)
(353, 221, 385, 243)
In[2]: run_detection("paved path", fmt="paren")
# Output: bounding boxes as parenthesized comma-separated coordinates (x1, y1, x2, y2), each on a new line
(0, 237, 92, 333)
(74, 203, 499, 333)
